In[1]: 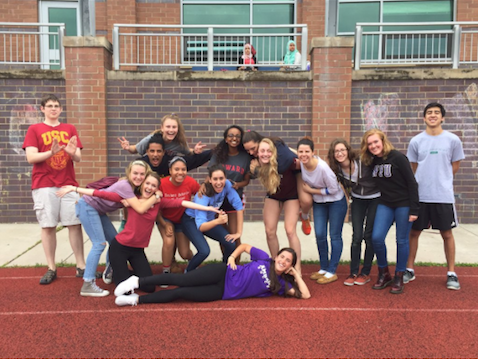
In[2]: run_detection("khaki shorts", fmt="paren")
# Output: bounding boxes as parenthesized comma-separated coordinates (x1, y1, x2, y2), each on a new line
(32, 187, 81, 228)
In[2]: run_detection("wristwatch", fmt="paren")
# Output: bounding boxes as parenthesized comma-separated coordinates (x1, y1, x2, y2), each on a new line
(155, 193, 160, 199)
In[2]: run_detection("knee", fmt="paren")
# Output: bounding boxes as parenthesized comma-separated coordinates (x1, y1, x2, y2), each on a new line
(265, 227, 277, 239)
(142, 284, 156, 293)
(197, 246, 210, 259)
(92, 241, 107, 252)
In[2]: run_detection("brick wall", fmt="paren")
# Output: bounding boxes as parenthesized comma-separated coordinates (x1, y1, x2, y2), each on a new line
(351, 77, 478, 223)
(0, 76, 66, 223)
(106, 78, 313, 221)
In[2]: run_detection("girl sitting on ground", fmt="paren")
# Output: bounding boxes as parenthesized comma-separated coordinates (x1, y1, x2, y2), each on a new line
(113, 243, 311, 306)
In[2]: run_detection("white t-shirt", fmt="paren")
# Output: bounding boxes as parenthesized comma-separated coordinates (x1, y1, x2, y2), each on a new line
(407, 130, 464, 204)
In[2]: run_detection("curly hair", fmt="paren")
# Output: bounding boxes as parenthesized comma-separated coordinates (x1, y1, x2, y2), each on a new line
(360, 129, 395, 166)
(257, 138, 281, 195)
(213, 125, 245, 164)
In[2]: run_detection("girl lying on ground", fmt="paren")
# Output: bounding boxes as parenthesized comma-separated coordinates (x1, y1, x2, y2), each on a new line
(113, 243, 311, 306)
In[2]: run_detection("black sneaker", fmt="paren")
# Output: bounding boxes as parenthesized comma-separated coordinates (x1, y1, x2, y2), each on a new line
(403, 269, 415, 284)
(76, 267, 101, 279)
(447, 275, 461, 290)
(40, 269, 57, 285)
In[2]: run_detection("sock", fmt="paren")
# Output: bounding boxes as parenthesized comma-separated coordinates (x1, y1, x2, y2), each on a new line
(406, 268, 415, 274)
(318, 269, 327, 275)
(447, 271, 457, 277)
(163, 266, 170, 274)
(301, 213, 309, 220)
(324, 272, 335, 278)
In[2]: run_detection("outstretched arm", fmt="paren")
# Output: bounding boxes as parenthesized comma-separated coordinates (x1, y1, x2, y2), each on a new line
(118, 136, 138, 154)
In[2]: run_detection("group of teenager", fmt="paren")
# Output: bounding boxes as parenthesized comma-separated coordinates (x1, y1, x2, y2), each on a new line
(23, 94, 463, 308)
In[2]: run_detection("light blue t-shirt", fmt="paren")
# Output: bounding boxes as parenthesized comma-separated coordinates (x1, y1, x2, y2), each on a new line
(407, 130, 464, 204)
(185, 180, 243, 229)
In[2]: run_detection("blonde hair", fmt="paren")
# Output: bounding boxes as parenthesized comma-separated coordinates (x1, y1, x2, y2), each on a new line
(257, 138, 281, 195)
(124, 160, 152, 191)
(360, 129, 395, 166)
(151, 114, 188, 150)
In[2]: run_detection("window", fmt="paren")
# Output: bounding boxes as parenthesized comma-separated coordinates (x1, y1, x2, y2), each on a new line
(182, 0, 296, 63)
(334, 0, 454, 61)
(39, 1, 81, 69)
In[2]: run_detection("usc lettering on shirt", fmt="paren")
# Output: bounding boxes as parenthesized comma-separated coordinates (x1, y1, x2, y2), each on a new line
(41, 130, 71, 145)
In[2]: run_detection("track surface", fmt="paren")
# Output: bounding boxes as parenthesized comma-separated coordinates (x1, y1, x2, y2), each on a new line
(1, 265, 477, 358)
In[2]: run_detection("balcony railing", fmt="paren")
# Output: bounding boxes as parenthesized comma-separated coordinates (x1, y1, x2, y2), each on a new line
(112, 24, 308, 71)
(354, 22, 478, 70)
(0, 22, 65, 69)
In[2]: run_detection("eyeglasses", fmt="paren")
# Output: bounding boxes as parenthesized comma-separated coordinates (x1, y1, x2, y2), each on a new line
(334, 148, 347, 154)
(227, 134, 242, 139)
(44, 105, 61, 108)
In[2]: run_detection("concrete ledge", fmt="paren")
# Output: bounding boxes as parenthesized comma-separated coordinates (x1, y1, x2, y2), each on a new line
(63, 36, 113, 53)
(0, 70, 64, 80)
(310, 37, 355, 51)
(108, 70, 312, 81)
(353, 68, 478, 81)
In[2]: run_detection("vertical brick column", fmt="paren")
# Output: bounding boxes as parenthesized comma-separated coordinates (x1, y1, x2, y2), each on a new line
(310, 37, 354, 158)
(63, 37, 112, 185)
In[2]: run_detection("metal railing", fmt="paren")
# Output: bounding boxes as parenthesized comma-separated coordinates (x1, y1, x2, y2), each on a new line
(354, 22, 478, 70)
(0, 22, 65, 69)
(113, 24, 308, 71)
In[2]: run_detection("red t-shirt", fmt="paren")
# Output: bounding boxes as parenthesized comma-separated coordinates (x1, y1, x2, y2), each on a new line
(22, 122, 82, 189)
(92, 190, 183, 248)
(160, 176, 200, 223)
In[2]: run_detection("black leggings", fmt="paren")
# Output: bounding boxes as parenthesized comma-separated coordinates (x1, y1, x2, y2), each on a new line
(110, 238, 155, 293)
(138, 263, 227, 304)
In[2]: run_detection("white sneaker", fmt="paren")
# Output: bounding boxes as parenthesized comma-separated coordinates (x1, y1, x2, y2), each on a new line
(115, 293, 139, 307)
(80, 280, 110, 297)
(114, 275, 139, 296)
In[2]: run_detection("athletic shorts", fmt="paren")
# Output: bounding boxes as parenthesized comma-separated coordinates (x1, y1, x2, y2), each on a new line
(159, 217, 184, 233)
(412, 203, 457, 231)
(220, 194, 245, 213)
(32, 187, 81, 228)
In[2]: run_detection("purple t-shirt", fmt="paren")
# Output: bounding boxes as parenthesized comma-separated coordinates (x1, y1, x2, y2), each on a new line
(222, 247, 286, 300)
(83, 179, 135, 215)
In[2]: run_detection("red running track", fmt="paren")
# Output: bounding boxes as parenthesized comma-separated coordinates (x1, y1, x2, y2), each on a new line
(1, 265, 477, 358)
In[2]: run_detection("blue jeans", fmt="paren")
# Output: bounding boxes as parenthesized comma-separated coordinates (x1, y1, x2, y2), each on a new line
(181, 213, 235, 272)
(76, 198, 117, 281)
(371, 204, 412, 272)
(350, 197, 379, 276)
(313, 196, 347, 274)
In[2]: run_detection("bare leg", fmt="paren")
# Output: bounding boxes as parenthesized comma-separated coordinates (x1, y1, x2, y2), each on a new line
(283, 199, 301, 273)
(441, 229, 456, 272)
(263, 198, 281, 258)
(41, 227, 57, 271)
(67, 224, 85, 268)
(158, 222, 175, 268)
(227, 212, 242, 264)
(297, 174, 313, 215)
(406, 229, 422, 269)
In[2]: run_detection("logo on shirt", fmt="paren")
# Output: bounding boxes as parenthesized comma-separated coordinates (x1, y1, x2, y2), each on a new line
(372, 164, 392, 178)
(257, 264, 271, 289)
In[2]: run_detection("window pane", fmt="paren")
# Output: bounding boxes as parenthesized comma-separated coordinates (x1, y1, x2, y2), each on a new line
(253, 4, 294, 62)
(338, 2, 379, 34)
(383, 1, 453, 30)
(183, 5, 249, 34)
